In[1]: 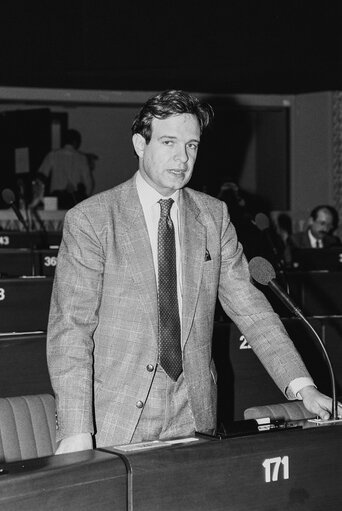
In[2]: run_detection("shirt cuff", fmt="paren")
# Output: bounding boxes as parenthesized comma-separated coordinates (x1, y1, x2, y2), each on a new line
(286, 377, 316, 400)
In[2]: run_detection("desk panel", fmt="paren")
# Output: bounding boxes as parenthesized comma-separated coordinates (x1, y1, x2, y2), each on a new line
(225, 271, 342, 318)
(321, 317, 342, 397)
(0, 230, 62, 249)
(0, 449, 127, 511)
(213, 318, 331, 422)
(0, 277, 53, 332)
(296, 271, 342, 316)
(105, 425, 342, 510)
(0, 249, 58, 277)
(0, 332, 52, 397)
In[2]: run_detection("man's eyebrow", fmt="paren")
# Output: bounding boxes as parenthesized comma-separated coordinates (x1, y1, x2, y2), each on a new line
(158, 135, 200, 143)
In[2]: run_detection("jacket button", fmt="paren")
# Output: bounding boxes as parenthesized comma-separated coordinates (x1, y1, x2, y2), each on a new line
(136, 400, 144, 409)
(146, 364, 154, 372)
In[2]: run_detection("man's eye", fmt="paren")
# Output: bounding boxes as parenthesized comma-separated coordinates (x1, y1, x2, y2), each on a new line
(188, 143, 199, 150)
(163, 140, 173, 145)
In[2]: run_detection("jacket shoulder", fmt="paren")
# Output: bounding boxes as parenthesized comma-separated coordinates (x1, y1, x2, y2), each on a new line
(183, 187, 224, 211)
(67, 176, 136, 214)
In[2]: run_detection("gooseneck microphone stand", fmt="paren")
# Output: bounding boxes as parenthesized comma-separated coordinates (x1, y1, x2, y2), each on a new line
(1, 188, 35, 276)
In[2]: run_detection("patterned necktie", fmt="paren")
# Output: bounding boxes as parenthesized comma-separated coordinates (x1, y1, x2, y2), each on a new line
(157, 198, 182, 381)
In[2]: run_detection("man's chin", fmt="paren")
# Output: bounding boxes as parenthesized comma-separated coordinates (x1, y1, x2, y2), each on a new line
(166, 173, 190, 188)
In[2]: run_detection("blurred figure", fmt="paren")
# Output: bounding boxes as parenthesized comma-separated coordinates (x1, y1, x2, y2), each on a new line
(37, 129, 92, 209)
(271, 212, 293, 267)
(83, 152, 98, 195)
(288, 205, 341, 249)
(218, 181, 264, 261)
(276, 212, 293, 247)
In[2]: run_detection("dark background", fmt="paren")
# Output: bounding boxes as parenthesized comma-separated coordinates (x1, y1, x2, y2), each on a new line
(0, 2, 341, 94)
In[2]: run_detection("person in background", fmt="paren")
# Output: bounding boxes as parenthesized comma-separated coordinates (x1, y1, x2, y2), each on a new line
(47, 90, 341, 455)
(37, 129, 92, 209)
(288, 205, 341, 249)
(217, 180, 265, 261)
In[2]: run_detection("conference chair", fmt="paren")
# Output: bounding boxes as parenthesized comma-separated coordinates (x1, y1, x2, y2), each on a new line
(0, 394, 56, 463)
(244, 400, 316, 421)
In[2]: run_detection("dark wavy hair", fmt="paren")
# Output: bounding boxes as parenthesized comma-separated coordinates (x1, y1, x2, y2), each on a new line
(310, 204, 339, 230)
(131, 90, 214, 143)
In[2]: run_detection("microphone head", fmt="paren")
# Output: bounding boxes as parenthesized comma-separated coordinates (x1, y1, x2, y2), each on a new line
(1, 188, 15, 205)
(255, 212, 270, 231)
(249, 256, 276, 285)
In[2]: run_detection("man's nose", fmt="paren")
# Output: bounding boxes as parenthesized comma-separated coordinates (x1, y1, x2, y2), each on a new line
(174, 145, 188, 163)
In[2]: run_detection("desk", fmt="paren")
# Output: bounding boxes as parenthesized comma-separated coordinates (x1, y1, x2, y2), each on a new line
(216, 271, 342, 319)
(0, 230, 62, 249)
(0, 248, 58, 277)
(213, 318, 335, 422)
(0, 424, 341, 510)
(0, 277, 53, 332)
(0, 209, 66, 232)
(0, 317, 337, 422)
(0, 332, 53, 397)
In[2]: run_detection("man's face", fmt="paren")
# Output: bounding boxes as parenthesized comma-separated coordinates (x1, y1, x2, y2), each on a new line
(133, 113, 201, 196)
(309, 209, 334, 239)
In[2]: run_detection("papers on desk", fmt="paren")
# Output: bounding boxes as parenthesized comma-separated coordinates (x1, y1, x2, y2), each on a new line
(113, 436, 199, 453)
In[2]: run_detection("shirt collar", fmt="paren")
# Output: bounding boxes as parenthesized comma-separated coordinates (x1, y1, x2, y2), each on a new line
(308, 228, 320, 247)
(136, 170, 180, 210)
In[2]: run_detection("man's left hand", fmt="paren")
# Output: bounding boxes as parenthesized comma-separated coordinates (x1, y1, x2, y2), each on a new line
(299, 385, 342, 420)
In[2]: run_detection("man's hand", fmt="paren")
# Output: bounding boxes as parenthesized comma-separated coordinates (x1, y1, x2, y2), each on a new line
(299, 385, 342, 420)
(55, 433, 93, 455)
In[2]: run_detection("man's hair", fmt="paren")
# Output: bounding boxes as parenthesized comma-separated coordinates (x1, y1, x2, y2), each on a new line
(131, 89, 214, 143)
(310, 204, 339, 230)
(65, 129, 82, 149)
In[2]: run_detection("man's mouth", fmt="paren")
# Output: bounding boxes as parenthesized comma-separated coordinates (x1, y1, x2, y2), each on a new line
(168, 168, 187, 175)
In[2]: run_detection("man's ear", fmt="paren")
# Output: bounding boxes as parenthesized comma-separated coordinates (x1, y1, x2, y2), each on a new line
(132, 133, 146, 158)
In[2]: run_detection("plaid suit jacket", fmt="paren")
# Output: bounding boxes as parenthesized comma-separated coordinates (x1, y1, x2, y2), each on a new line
(47, 174, 310, 447)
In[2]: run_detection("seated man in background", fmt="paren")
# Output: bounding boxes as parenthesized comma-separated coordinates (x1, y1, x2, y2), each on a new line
(37, 129, 92, 209)
(288, 205, 341, 250)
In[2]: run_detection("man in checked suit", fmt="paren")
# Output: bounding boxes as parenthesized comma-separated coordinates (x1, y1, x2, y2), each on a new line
(47, 90, 340, 454)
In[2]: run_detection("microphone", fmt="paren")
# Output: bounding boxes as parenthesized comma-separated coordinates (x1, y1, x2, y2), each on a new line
(1, 188, 36, 276)
(249, 256, 339, 422)
(1, 188, 29, 232)
(255, 213, 284, 270)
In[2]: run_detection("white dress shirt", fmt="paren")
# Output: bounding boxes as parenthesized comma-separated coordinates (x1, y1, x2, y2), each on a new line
(308, 229, 323, 248)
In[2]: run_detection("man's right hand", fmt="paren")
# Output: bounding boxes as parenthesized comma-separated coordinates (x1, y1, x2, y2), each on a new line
(55, 433, 93, 455)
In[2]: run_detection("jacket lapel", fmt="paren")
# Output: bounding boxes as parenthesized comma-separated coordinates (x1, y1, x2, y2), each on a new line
(179, 190, 207, 346)
(116, 180, 159, 337)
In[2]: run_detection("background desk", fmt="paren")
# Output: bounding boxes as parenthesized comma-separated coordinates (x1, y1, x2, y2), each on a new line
(0, 209, 66, 232)
(213, 318, 341, 422)
(216, 270, 342, 319)
(0, 318, 339, 422)
(0, 332, 53, 397)
(0, 277, 53, 332)
(0, 249, 58, 277)
(0, 230, 62, 249)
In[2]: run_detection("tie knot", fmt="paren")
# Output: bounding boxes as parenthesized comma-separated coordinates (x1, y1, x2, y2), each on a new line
(159, 198, 174, 217)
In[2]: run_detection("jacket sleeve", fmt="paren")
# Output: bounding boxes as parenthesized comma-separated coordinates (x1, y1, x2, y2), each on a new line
(46, 206, 104, 441)
(217, 201, 312, 398)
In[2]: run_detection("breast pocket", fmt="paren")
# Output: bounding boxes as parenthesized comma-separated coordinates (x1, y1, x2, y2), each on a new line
(210, 359, 218, 384)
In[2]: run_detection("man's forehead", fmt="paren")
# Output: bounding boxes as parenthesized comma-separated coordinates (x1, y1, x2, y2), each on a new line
(151, 114, 200, 137)
(316, 209, 333, 222)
